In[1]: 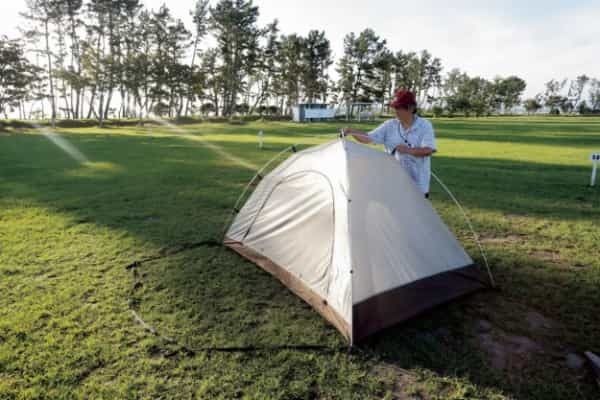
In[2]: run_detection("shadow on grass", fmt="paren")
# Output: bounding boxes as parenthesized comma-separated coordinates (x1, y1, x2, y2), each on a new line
(430, 155, 599, 221)
(431, 119, 600, 147)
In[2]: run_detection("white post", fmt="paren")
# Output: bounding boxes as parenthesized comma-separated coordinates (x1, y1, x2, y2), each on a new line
(258, 130, 263, 149)
(590, 153, 600, 186)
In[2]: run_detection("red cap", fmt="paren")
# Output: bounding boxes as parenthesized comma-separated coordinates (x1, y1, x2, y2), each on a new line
(390, 89, 417, 109)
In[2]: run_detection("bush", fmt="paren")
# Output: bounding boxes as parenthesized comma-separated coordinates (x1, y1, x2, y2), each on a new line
(431, 106, 445, 118)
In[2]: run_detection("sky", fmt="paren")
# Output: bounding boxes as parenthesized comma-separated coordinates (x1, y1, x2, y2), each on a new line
(2, 0, 599, 98)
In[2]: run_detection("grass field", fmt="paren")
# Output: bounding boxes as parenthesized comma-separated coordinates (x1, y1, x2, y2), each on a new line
(1, 117, 599, 399)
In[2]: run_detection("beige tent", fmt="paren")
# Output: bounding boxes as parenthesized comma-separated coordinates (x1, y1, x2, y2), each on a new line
(224, 139, 489, 344)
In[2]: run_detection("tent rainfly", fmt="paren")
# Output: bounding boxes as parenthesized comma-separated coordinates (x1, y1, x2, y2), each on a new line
(224, 139, 490, 344)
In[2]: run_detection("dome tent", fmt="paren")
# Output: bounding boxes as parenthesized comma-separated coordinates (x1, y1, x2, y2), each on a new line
(224, 139, 490, 344)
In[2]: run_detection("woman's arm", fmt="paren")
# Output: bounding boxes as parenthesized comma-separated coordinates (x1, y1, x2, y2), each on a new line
(342, 127, 372, 144)
(395, 144, 435, 157)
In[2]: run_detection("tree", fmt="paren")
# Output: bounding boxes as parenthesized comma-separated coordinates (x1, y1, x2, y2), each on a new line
(276, 34, 305, 113)
(391, 50, 442, 108)
(60, 0, 84, 119)
(247, 20, 279, 115)
(523, 97, 542, 115)
(0, 36, 40, 118)
(442, 68, 469, 116)
(368, 49, 394, 112)
(165, 20, 192, 118)
(567, 75, 590, 113)
(116, 0, 143, 119)
(184, 0, 209, 116)
(577, 100, 591, 115)
(337, 29, 387, 117)
(544, 79, 568, 114)
(199, 48, 224, 116)
(145, 5, 191, 118)
(301, 30, 332, 104)
(466, 77, 495, 117)
(200, 102, 215, 116)
(496, 76, 526, 113)
(392, 50, 414, 92)
(589, 79, 600, 111)
(84, 0, 110, 124)
(123, 9, 152, 121)
(21, 0, 62, 126)
(209, 0, 261, 116)
(441, 70, 497, 117)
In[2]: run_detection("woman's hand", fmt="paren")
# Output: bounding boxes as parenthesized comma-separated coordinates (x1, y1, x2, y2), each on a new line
(395, 144, 411, 154)
(342, 128, 372, 144)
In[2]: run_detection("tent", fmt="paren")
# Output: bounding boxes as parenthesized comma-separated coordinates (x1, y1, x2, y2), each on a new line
(224, 139, 490, 344)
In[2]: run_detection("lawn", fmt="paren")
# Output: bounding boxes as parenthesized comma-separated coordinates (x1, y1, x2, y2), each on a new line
(1, 116, 599, 399)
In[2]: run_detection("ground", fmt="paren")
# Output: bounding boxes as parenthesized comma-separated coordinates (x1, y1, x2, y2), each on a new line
(0, 117, 599, 399)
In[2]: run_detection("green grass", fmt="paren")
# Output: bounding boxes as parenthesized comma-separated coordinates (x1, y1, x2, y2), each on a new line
(1, 116, 599, 399)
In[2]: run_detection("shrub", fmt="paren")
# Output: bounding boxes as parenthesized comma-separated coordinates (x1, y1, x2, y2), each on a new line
(431, 106, 445, 118)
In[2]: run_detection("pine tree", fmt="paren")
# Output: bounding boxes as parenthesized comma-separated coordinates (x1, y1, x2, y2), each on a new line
(0, 36, 40, 118)
(184, 0, 210, 116)
(337, 29, 387, 118)
(209, 0, 261, 116)
(21, 0, 62, 126)
(301, 30, 332, 104)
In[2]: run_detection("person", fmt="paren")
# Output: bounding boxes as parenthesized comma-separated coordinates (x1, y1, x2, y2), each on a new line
(343, 89, 437, 198)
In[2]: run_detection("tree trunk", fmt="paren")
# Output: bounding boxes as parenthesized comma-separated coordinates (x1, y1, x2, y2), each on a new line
(248, 81, 267, 116)
(184, 36, 199, 117)
(104, 90, 113, 120)
(67, 1, 80, 119)
(44, 20, 56, 127)
(87, 89, 96, 119)
(62, 81, 71, 119)
(97, 31, 106, 127)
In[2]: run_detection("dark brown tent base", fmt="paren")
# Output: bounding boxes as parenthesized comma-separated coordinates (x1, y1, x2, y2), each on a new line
(225, 238, 488, 344)
(352, 264, 488, 341)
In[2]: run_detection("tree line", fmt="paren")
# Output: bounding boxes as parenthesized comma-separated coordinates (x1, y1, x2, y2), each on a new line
(523, 76, 600, 115)
(1, 0, 598, 125)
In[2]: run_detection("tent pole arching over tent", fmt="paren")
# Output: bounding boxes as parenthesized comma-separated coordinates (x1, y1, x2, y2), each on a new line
(220, 145, 299, 243)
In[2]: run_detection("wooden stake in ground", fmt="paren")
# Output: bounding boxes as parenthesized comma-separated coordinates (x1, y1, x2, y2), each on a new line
(590, 153, 600, 186)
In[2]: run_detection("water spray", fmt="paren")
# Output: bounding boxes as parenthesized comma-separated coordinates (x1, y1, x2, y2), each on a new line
(28, 122, 89, 164)
(147, 114, 259, 171)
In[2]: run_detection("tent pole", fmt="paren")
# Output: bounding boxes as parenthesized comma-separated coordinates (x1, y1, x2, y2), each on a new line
(221, 145, 298, 242)
(431, 171, 496, 288)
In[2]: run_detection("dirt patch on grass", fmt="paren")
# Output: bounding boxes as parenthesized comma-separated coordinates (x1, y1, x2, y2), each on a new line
(480, 234, 527, 244)
(467, 296, 596, 392)
(372, 363, 425, 400)
(475, 330, 545, 370)
(527, 249, 585, 269)
(530, 249, 562, 263)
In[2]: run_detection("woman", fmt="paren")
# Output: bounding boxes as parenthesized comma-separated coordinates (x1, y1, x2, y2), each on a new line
(343, 89, 437, 198)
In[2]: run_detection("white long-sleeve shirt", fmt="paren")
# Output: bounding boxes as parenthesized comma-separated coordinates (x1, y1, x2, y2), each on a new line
(368, 116, 437, 194)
